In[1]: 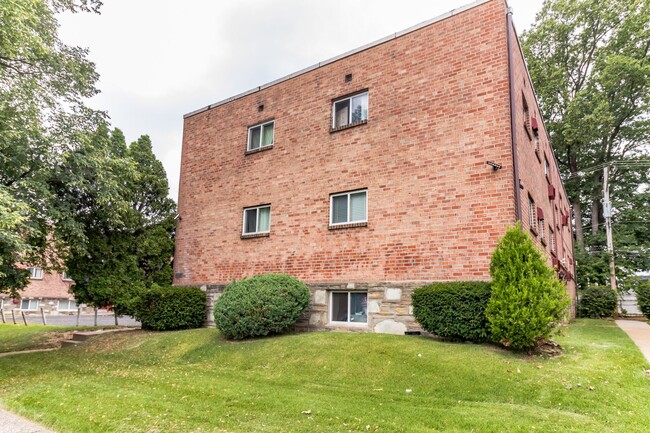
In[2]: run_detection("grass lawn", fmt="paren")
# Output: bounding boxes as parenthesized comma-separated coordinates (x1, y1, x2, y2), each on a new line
(0, 319, 648, 432)
(0, 324, 99, 353)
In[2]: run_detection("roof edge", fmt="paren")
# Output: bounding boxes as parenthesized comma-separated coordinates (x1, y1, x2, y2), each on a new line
(184, 0, 492, 119)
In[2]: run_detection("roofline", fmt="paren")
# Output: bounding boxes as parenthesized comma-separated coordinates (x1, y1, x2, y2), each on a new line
(184, 0, 492, 119)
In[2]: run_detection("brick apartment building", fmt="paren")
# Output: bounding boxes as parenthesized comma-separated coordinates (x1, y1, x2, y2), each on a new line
(0, 267, 78, 315)
(174, 0, 577, 334)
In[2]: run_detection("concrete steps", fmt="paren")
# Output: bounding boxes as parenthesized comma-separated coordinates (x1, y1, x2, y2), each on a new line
(61, 328, 137, 348)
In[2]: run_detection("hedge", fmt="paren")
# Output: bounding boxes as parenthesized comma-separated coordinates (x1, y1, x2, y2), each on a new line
(134, 285, 206, 331)
(412, 281, 492, 342)
(578, 285, 617, 318)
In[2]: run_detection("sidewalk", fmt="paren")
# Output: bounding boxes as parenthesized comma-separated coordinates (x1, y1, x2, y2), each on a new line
(0, 407, 56, 433)
(616, 319, 650, 364)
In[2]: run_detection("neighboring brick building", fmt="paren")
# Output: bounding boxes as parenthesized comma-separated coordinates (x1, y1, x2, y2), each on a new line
(174, 0, 577, 333)
(0, 267, 78, 315)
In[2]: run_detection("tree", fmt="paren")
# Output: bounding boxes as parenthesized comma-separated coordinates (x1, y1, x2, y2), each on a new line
(522, 0, 650, 286)
(486, 224, 569, 350)
(0, 0, 104, 294)
(54, 127, 176, 312)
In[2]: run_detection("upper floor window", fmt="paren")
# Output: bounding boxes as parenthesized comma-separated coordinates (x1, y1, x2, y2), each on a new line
(333, 92, 368, 129)
(248, 120, 274, 151)
(27, 267, 43, 279)
(544, 155, 550, 179)
(549, 227, 556, 254)
(528, 196, 537, 232)
(243, 205, 271, 235)
(330, 190, 367, 226)
(62, 271, 73, 281)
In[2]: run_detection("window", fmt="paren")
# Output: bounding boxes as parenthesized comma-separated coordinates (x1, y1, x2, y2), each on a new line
(58, 300, 77, 311)
(544, 155, 550, 178)
(549, 227, 556, 254)
(330, 292, 367, 324)
(20, 299, 39, 311)
(332, 92, 368, 129)
(330, 190, 367, 226)
(247, 120, 274, 151)
(523, 94, 531, 137)
(242, 205, 271, 235)
(528, 196, 537, 232)
(62, 271, 73, 281)
(539, 218, 545, 243)
(27, 267, 43, 279)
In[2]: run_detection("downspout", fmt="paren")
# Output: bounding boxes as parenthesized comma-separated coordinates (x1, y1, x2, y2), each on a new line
(506, 6, 521, 222)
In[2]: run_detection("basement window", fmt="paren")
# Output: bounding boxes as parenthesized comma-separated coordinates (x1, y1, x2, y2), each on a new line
(332, 91, 368, 129)
(20, 299, 39, 311)
(330, 292, 367, 324)
(247, 120, 274, 152)
(242, 205, 271, 236)
(58, 300, 78, 311)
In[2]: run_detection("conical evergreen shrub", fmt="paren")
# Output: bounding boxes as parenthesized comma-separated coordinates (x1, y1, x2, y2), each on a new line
(486, 223, 569, 350)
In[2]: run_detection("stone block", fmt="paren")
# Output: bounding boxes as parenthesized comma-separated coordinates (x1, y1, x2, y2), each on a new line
(385, 288, 402, 301)
(374, 319, 407, 335)
(314, 290, 327, 305)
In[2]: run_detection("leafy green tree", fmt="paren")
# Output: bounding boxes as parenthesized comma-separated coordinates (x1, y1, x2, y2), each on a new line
(522, 0, 650, 286)
(0, 0, 103, 293)
(54, 127, 176, 312)
(486, 224, 569, 350)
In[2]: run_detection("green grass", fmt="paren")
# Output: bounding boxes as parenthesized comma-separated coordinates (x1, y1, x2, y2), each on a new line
(0, 319, 648, 432)
(0, 324, 98, 353)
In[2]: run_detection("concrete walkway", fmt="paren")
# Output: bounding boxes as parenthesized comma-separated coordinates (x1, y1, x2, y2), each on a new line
(616, 320, 650, 364)
(0, 407, 56, 433)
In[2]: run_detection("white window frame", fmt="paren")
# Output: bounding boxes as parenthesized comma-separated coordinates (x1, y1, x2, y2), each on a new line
(61, 271, 73, 281)
(528, 197, 537, 231)
(58, 299, 77, 311)
(27, 267, 43, 279)
(247, 120, 275, 151)
(332, 91, 368, 129)
(539, 218, 545, 242)
(20, 299, 39, 311)
(549, 227, 556, 254)
(329, 189, 368, 226)
(329, 291, 368, 325)
(544, 156, 550, 178)
(242, 205, 271, 235)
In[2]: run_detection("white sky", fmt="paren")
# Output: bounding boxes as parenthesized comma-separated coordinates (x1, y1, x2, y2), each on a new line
(58, 0, 544, 201)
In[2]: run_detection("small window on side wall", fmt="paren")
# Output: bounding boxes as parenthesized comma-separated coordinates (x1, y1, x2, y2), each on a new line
(248, 120, 274, 151)
(243, 205, 271, 235)
(27, 267, 43, 279)
(330, 190, 367, 226)
(333, 92, 368, 129)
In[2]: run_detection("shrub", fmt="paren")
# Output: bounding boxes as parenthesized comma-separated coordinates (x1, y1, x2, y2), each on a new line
(485, 223, 570, 350)
(135, 285, 206, 331)
(578, 285, 618, 318)
(636, 281, 650, 320)
(412, 282, 492, 341)
(214, 273, 310, 340)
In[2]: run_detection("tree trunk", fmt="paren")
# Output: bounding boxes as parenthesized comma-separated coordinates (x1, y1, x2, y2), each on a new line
(573, 201, 584, 250)
(591, 199, 600, 235)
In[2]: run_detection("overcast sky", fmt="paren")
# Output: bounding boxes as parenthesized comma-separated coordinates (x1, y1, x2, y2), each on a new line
(57, 0, 544, 201)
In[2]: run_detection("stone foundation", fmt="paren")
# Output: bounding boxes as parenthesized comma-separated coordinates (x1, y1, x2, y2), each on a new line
(201, 281, 427, 335)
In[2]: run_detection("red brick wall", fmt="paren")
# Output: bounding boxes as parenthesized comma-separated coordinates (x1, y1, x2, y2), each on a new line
(508, 19, 577, 308)
(174, 0, 517, 286)
(19, 270, 74, 299)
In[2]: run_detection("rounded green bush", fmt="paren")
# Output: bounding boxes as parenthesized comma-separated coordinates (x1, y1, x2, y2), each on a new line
(135, 285, 206, 331)
(412, 281, 492, 341)
(214, 274, 310, 340)
(578, 285, 618, 318)
(635, 281, 650, 320)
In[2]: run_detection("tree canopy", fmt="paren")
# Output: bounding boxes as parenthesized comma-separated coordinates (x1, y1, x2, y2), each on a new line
(522, 0, 650, 287)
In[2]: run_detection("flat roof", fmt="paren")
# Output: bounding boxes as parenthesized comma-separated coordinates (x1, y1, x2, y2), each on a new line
(184, 0, 492, 119)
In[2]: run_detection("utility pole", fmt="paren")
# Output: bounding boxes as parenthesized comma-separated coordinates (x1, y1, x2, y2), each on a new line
(602, 165, 617, 294)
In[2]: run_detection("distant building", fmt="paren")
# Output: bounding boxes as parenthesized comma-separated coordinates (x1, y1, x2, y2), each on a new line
(1, 266, 78, 315)
(173, 0, 576, 333)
